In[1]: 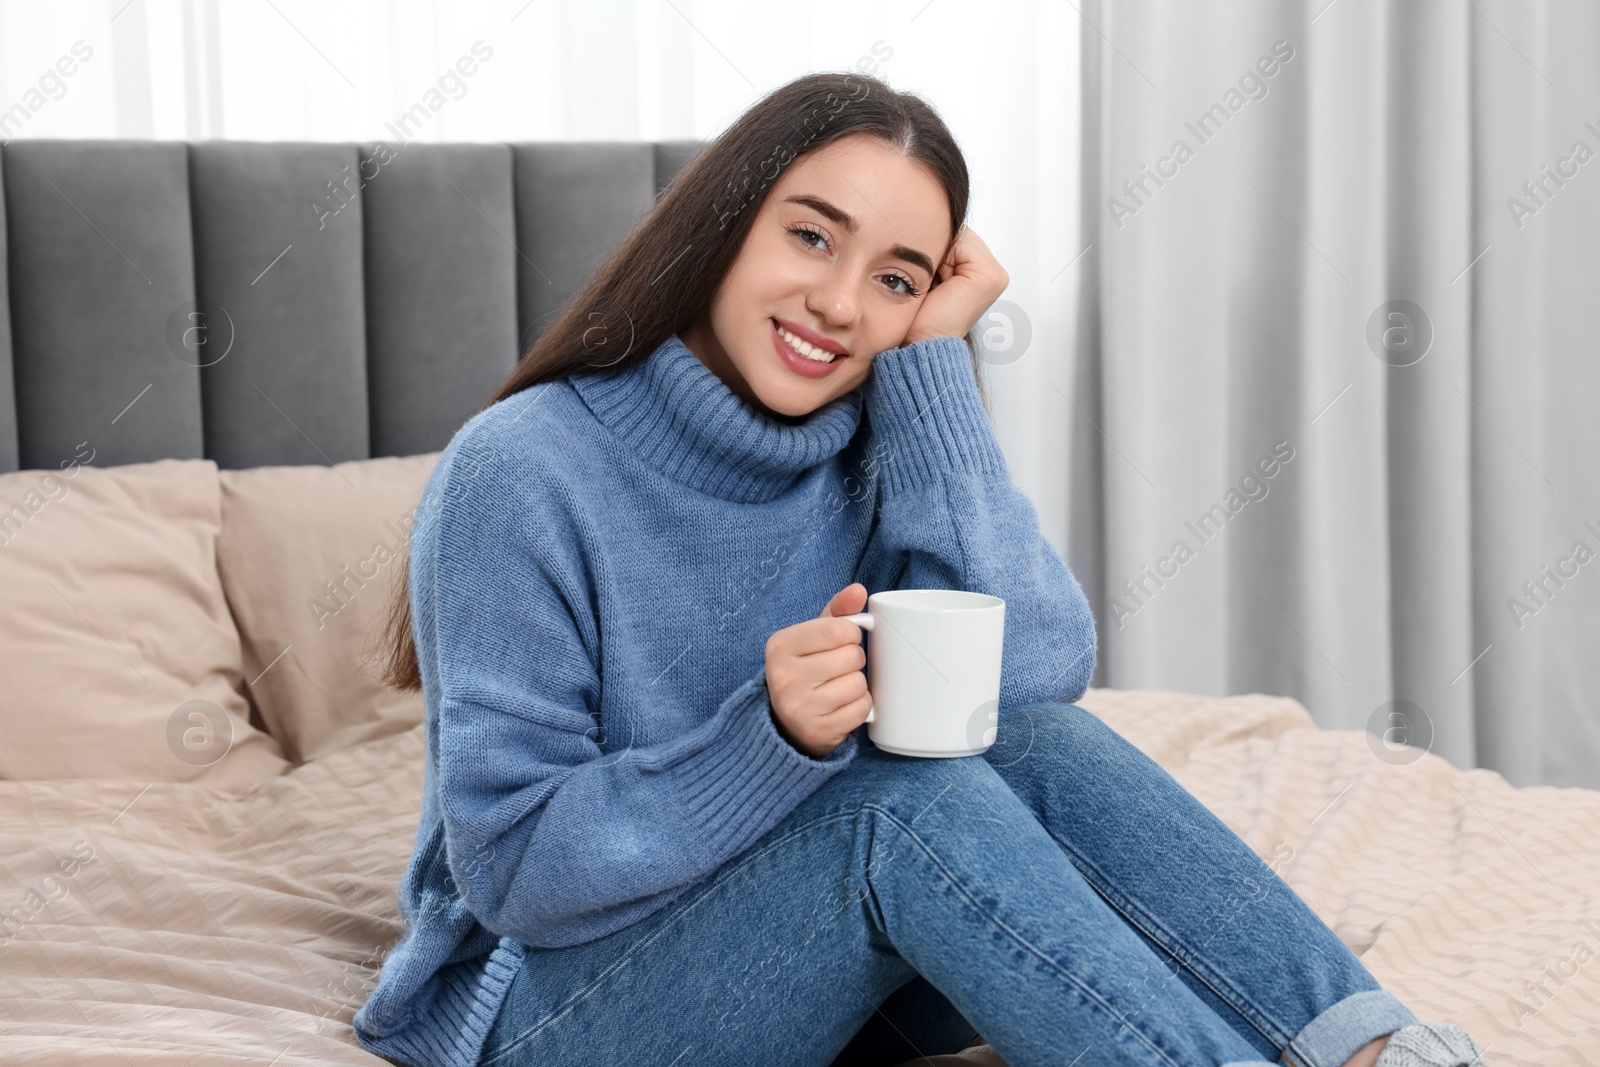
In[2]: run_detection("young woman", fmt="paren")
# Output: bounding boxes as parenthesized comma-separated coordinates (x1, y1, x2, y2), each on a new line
(352, 72, 1485, 1067)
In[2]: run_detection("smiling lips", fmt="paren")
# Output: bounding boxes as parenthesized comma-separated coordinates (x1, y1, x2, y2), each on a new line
(769, 319, 848, 380)
(772, 318, 848, 363)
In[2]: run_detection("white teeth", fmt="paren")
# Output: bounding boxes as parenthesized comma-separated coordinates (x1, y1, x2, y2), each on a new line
(778, 324, 836, 362)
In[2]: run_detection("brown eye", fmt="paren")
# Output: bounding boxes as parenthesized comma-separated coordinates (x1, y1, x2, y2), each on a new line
(883, 273, 922, 298)
(787, 224, 828, 252)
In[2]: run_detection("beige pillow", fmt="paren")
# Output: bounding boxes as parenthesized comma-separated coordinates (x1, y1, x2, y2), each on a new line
(217, 453, 438, 764)
(0, 457, 291, 786)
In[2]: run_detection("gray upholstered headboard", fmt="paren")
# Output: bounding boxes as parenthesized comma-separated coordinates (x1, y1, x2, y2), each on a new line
(0, 139, 705, 474)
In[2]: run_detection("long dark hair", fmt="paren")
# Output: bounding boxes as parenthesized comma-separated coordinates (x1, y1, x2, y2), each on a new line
(379, 70, 978, 691)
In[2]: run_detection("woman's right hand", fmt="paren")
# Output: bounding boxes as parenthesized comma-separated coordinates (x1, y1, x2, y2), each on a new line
(765, 583, 872, 759)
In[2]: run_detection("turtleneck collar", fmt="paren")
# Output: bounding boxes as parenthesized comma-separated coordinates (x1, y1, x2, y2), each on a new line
(567, 332, 865, 504)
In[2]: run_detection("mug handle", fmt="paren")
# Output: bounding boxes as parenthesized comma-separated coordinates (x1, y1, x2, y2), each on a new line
(840, 612, 875, 723)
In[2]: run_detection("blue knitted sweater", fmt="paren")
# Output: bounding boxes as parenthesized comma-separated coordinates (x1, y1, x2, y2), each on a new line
(351, 332, 1098, 1067)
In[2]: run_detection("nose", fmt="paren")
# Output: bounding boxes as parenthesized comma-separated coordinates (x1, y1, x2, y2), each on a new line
(806, 266, 859, 329)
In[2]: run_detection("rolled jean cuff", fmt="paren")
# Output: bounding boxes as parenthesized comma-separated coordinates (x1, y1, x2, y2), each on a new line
(1279, 989, 1420, 1067)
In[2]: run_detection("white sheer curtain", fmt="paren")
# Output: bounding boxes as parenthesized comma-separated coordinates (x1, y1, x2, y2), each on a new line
(1068, 0, 1600, 789)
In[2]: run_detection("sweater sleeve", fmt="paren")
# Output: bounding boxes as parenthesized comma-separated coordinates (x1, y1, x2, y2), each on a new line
(422, 434, 857, 951)
(853, 335, 1099, 707)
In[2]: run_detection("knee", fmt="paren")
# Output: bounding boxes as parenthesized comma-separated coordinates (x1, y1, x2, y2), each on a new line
(842, 742, 1011, 820)
(986, 701, 1128, 771)
(994, 700, 1106, 744)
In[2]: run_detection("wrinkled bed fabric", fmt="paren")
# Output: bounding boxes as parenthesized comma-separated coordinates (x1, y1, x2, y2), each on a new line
(0, 688, 1594, 1065)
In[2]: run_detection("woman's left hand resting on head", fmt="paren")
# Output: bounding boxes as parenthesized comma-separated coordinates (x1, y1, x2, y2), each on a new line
(901, 224, 1010, 347)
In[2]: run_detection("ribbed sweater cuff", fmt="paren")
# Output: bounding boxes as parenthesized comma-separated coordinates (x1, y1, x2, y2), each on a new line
(864, 335, 1007, 493)
(356, 934, 525, 1067)
(671, 673, 857, 863)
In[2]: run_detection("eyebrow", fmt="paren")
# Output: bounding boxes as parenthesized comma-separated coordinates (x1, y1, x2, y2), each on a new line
(782, 193, 937, 280)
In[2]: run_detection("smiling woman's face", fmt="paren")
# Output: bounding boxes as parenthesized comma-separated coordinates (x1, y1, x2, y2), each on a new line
(681, 132, 953, 422)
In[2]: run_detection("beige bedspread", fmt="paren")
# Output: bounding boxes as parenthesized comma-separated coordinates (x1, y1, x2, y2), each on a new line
(1075, 689, 1600, 1067)
(1, 689, 1595, 1066)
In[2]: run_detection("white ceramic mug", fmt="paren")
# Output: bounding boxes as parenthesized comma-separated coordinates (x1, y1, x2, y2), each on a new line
(842, 589, 1006, 758)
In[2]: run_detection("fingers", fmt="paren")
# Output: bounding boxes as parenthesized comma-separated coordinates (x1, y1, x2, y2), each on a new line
(941, 224, 973, 270)
(949, 227, 1000, 280)
(939, 226, 1007, 289)
(811, 671, 872, 718)
(957, 224, 990, 255)
(819, 582, 867, 618)
(774, 641, 865, 698)
(781, 619, 867, 660)
(766, 637, 863, 719)
(773, 615, 864, 657)
(800, 639, 866, 676)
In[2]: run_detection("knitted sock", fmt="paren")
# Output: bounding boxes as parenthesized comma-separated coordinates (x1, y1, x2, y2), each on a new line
(1374, 1022, 1485, 1067)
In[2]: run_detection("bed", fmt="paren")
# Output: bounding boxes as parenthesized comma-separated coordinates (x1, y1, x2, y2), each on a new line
(3, 689, 1596, 1064)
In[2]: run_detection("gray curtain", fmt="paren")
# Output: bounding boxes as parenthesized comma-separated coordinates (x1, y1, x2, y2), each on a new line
(1065, 0, 1599, 788)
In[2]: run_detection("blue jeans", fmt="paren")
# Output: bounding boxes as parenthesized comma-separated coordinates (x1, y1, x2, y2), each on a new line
(478, 702, 1418, 1067)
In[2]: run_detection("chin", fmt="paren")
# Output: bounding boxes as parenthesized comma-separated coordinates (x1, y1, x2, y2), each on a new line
(753, 382, 825, 420)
